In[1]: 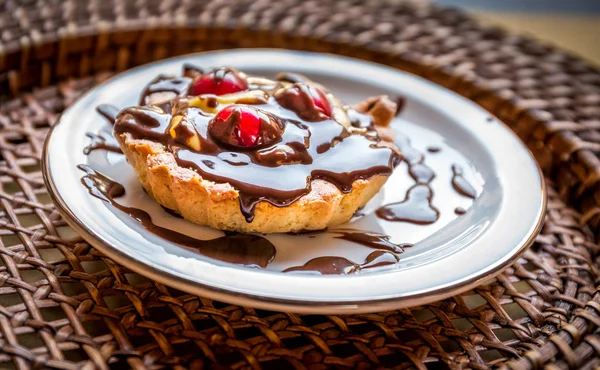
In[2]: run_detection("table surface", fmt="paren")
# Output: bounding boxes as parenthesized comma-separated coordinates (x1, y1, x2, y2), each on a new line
(473, 12, 600, 65)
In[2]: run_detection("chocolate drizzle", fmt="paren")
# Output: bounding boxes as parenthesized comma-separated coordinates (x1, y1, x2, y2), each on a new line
(77, 165, 276, 268)
(275, 72, 311, 84)
(285, 256, 355, 274)
(282, 230, 409, 275)
(376, 185, 440, 224)
(409, 163, 435, 183)
(455, 207, 466, 215)
(284, 250, 400, 275)
(451, 164, 477, 199)
(394, 96, 406, 117)
(393, 133, 423, 165)
(114, 72, 400, 223)
(274, 83, 330, 121)
(85, 104, 123, 155)
(83, 132, 122, 154)
(334, 231, 410, 253)
(140, 75, 192, 105)
(183, 63, 204, 79)
(375, 134, 440, 224)
(347, 109, 374, 129)
(76, 165, 413, 273)
(208, 106, 285, 149)
(96, 104, 119, 124)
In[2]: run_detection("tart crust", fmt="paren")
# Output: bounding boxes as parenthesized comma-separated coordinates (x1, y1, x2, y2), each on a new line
(118, 132, 388, 233)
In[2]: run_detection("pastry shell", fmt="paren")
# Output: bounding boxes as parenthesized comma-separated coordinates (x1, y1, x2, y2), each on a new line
(117, 132, 388, 233)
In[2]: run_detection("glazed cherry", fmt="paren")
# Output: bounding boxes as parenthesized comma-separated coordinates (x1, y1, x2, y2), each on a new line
(275, 84, 332, 121)
(190, 68, 248, 96)
(214, 105, 259, 147)
(209, 105, 284, 149)
(307, 86, 332, 117)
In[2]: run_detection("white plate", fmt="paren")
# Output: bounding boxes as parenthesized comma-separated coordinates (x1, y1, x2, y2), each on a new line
(43, 50, 546, 314)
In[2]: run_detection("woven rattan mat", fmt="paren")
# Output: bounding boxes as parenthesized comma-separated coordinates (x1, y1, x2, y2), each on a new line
(0, 1, 599, 369)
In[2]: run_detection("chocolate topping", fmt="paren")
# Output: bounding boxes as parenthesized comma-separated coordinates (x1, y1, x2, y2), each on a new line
(334, 231, 410, 253)
(275, 72, 311, 84)
(394, 96, 406, 117)
(376, 184, 440, 224)
(274, 83, 331, 121)
(284, 250, 400, 275)
(348, 109, 374, 129)
(190, 67, 248, 96)
(83, 132, 122, 155)
(212, 67, 243, 84)
(96, 104, 119, 124)
(140, 75, 192, 105)
(208, 106, 284, 149)
(182, 63, 204, 79)
(455, 207, 467, 215)
(283, 230, 409, 275)
(114, 68, 401, 223)
(78, 165, 276, 268)
(451, 164, 477, 199)
(374, 133, 440, 224)
(84, 105, 123, 155)
(409, 163, 435, 183)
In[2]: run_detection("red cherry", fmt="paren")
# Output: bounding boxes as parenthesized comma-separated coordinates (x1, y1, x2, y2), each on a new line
(190, 68, 248, 96)
(211, 105, 260, 147)
(308, 86, 332, 117)
(275, 84, 332, 121)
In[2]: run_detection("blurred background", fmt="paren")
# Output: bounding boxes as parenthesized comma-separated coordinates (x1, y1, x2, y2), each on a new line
(431, 0, 600, 65)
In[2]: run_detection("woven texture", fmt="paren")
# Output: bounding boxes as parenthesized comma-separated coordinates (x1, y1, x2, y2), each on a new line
(0, 0, 599, 369)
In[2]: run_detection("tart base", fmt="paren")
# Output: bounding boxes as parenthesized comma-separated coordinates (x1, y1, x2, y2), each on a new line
(118, 133, 389, 233)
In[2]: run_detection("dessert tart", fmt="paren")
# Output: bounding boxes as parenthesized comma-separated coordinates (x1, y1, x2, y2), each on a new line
(113, 66, 402, 233)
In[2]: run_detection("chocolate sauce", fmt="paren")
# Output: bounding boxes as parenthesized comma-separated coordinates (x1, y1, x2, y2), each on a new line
(286, 229, 327, 236)
(285, 256, 355, 274)
(275, 72, 311, 84)
(393, 133, 423, 164)
(115, 78, 400, 223)
(96, 104, 120, 124)
(427, 146, 441, 153)
(451, 164, 477, 199)
(161, 205, 183, 218)
(374, 133, 441, 223)
(77, 165, 276, 268)
(394, 96, 406, 117)
(455, 207, 466, 215)
(274, 83, 331, 122)
(83, 132, 122, 155)
(208, 106, 285, 149)
(334, 231, 410, 253)
(409, 163, 435, 183)
(284, 250, 399, 275)
(362, 250, 401, 269)
(376, 185, 440, 224)
(183, 63, 204, 78)
(347, 109, 374, 129)
(90, 104, 123, 155)
(140, 75, 192, 105)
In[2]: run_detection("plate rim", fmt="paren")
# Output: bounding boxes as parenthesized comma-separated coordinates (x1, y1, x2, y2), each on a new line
(42, 49, 547, 314)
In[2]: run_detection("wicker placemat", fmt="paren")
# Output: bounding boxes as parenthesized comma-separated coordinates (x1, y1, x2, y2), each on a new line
(0, 1, 598, 369)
